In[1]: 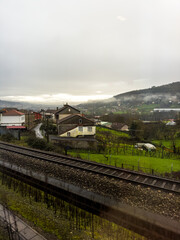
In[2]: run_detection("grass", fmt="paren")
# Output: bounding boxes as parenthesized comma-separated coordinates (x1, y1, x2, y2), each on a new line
(152, 139, 180, 149)
(69, 151, 180, 175)
(96, 126, 130, 139)
(0, 175, 145, 240)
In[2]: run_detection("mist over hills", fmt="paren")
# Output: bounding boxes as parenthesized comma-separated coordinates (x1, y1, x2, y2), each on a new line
(115, 82, 180, 98)
(113, 82, 180, 105)
(0, 100, 57, 111)
(78, 82, 180, 115)
(0, 82, 180, 114)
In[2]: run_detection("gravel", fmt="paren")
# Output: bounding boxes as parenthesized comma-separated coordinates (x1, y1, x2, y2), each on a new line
(0, 150, 180, 222)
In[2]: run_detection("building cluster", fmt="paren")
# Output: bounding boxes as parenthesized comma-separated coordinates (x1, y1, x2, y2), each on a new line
(40, 104, 96, 138)
(0, 104, 96, 140)
(0, 108, 42, 129)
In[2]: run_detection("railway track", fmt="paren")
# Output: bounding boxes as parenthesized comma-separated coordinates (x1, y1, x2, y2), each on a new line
(0, 141, 179, 194)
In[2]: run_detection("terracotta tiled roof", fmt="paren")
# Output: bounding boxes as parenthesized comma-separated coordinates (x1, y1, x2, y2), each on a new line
(2, 109, 24, 116)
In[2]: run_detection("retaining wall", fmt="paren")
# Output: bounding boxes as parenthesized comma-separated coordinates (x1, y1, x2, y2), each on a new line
(0, 159, 179, 240)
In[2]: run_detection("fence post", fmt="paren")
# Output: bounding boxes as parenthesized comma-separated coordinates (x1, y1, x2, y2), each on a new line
(122, 163, 123, 169)
(152, 169, 154, 175)
(171, 163, 173, 173)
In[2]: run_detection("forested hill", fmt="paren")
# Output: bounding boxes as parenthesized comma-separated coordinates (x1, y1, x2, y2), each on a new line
(114, 82, 180, 99)
(78, 82, 180, 115)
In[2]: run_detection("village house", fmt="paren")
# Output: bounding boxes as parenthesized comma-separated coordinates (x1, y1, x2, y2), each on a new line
(57, 114, 96, 138)
(55, 104, 95, 138)
(50, 104, 97, 150)
(111, 122, 129, 131)
(55, 104, 80, 122)
(0, 109, 25, 127)
(40, 109, 57, 122)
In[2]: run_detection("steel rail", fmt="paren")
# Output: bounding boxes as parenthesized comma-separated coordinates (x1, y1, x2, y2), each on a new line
(0, 141, 179, 194)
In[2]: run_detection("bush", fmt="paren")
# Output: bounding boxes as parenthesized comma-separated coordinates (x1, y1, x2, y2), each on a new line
(0, 133, 16, 142)
(25, 135, 64, 153)
(26, 136, 48, 150)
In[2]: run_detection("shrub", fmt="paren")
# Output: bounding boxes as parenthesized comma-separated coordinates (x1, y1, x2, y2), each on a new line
(26, 136, 47, 150)
(0, 133, 16, 142)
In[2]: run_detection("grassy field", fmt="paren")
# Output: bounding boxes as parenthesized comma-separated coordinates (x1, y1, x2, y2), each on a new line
(69, 151, 180, 175)
(152, 139, 180, 148)
(0, 175, 145, 240)
(96, 126, 130, 139)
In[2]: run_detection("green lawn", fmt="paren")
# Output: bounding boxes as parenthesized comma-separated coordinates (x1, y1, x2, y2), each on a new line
(152, 139, 180, 149)
(69, 151, 180, 175)
(96, 126, 130, 139)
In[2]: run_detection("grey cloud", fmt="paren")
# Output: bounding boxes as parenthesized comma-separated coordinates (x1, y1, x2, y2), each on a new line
(0, 0, 180, 102)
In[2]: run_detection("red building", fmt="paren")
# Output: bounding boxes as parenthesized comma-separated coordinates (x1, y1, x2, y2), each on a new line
(34, 112, 42, 121)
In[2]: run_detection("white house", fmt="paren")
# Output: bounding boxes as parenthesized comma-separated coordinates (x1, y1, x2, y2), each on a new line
(0, 109, 25, 127)
(57, 114, 96, 138)
(60, 125, 96, 138)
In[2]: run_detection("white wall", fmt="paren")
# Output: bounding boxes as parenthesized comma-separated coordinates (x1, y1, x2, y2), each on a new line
(60, 126, 96, 137)
(1, 115, 25, 126)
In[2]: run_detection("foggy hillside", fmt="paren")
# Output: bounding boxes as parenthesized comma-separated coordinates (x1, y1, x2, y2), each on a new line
(78, 82, 180, 115)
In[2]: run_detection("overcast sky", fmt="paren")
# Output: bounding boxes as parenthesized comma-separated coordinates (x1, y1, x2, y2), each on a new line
(0, 0, 180, 104)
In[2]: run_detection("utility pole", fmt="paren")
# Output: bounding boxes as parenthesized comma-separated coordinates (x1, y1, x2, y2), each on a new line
(46, 116, 49, 143)
(28, 111, 30, 130)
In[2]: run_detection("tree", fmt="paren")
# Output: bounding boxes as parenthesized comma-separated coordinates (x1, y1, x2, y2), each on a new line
(129, 121, 144, 141)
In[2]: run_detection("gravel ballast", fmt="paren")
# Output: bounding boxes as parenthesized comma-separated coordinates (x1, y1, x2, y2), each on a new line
(0, 150, 179, 222)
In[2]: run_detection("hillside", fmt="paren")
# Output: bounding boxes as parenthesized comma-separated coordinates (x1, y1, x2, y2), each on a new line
(0, 100, 54, 111)
(114, 82, 180, 98)
(78, 82, 180, 115)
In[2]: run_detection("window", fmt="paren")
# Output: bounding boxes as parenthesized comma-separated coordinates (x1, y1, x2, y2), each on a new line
(79, 119, 82, 124)
(78, 126, 83, 132)
(88, 126, 92, 132)
(67, 132, 71, 137)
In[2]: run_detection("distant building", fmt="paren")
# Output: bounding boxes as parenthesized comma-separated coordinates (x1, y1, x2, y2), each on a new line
(154, 108, 180, 112)
(33, 112, 42, 121)
(99, 121, 112, 128)
(111, 123, 129, 131)
(0, 109, 25, 127)
(44, 109, 57, 121)
(55, 104, 80, 122)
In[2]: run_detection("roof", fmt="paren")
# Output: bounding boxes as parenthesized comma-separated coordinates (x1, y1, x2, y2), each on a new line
(45, 109, 57, 114)
(55, 104, 80, 115)
(58, 114, 94, 124)
(2, 109, 25, 116)
(6, 126, 26, 129)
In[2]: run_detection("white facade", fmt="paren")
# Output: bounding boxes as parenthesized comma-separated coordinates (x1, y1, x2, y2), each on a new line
(60, 126, 96, 137)
(0, 115, 25, 126)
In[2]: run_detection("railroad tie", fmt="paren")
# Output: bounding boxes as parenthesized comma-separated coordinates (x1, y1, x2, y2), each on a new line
(126, 174, 131, 179)
(117, 172, 124, 177)
(151, 179, 157, 185)
(142, 178, 148, 183)
(133, 176, 140, 181)
(172, 184, 176, 191)
(161, 181, 166, 188)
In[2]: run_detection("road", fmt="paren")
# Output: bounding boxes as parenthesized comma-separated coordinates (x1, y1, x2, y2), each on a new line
(33, 123, 44, 139)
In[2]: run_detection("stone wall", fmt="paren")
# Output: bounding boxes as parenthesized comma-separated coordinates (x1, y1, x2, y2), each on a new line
(50, 136, 98, 150)
(0, 127, 20, 140)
